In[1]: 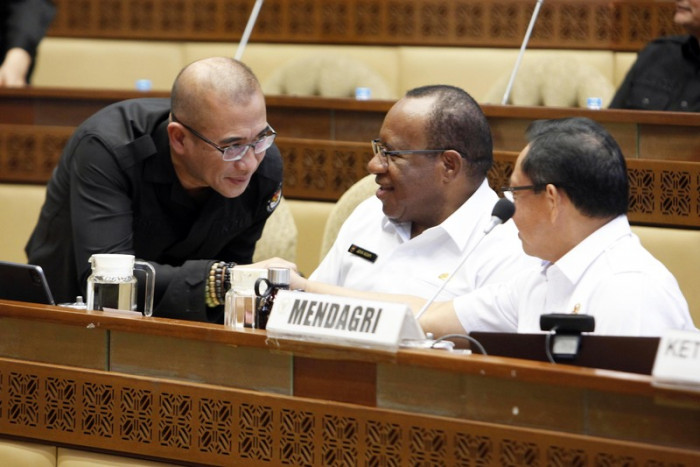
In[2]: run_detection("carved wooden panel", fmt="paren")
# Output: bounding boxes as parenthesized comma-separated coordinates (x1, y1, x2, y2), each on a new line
(47, 0, 684, 51)
(277, 137, 374, 201)
(1, 130, 698, 228)
(0, 125, 71, 183)
(0, 358, 697, 466)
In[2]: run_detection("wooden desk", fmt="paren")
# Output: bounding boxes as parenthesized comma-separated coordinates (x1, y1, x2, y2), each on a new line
(0, 300, 698, 465)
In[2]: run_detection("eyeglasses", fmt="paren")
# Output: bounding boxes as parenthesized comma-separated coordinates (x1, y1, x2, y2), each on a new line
(172, 113, 276, 162)
(371, 139, 448, 164)
(500, 184, 547, 202)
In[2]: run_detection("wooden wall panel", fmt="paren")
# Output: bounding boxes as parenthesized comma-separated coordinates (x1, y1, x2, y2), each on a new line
(2, 128, 696, 228)
(47, 0, 685, 51)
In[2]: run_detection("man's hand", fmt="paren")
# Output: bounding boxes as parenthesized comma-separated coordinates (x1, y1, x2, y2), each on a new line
(0, 48, 32, 87)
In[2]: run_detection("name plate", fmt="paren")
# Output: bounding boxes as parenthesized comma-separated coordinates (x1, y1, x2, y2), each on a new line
(651, 329, 700, 391)
(266, 290, 425, 352)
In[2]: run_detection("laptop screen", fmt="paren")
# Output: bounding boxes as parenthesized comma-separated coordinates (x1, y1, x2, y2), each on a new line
(0, 260, 55, 305)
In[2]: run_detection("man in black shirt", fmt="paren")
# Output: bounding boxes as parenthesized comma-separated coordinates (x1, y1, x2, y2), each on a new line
(610, 0, 700, 111)
(26, 57, 293, 323)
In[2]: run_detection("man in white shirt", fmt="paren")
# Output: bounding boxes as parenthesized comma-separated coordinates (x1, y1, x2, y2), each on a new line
(311, 85, 534, 300)
(423, 117, 695, 336)
(293, 117, 696, 336)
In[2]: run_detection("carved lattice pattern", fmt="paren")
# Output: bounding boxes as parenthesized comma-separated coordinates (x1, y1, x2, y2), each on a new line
(365, 420, 402, 467)
(280, 408, 315, 465)
(660, 170, 691, 217)
(47, 0, 685, 50)
(119, 387, 152, 443)
(455, 3, 484, 39)
(454, 432, 493, 466)
(239, 402, 274, 461)
(82, 382, 114, 438)
(323, 415, 358, 466)
(45, 377, 76, 433)
(8, 372, 39, 427)
(0, 359, 697, 465)
(198, 397, 232, 455)
(628, 168, 655, 215)
(595, 452, 637, 466)
(409, 426, 448, 466)
(158, 392, 192, 449)
(547, 445, 587, 466)
(501, 439, 539, 466)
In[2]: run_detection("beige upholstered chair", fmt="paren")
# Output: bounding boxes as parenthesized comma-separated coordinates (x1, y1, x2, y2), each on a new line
(483, 56, 615, 108)
(253, 196, 298, 263)
(318, 174, 377, 260)
(262, 54, 394, 100)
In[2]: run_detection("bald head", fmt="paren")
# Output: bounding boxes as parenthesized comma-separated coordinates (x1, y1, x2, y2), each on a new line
(171, 57, 262, 123)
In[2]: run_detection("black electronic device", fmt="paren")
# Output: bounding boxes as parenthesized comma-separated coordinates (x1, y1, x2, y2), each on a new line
(0, 260, 55, 305)
(467, 332, 660, 375)
(540, 313, 595, 333)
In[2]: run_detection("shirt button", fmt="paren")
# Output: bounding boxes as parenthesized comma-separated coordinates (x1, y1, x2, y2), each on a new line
(642, 97, 650, 105)
(681, 101, 688, 108)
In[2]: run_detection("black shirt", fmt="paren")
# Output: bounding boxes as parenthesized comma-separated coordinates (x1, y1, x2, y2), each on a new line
(26, 98, 284, 323)
(609, 35, 700, 112)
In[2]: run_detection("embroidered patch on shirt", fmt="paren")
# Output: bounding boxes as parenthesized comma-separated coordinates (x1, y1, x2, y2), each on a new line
(348, 244, 378, 263)
(267, 185, 282, 212)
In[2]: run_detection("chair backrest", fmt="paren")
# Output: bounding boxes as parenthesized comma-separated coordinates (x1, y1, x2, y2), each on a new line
(483, 55, 615, 108)
(319, 175, 377, 260)
(631, 225, 700, 328)
(253, 196, 298, 263)
(262, 54, 394, 100)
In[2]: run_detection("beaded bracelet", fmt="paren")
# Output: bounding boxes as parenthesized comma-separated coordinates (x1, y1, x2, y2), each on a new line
(204, 261, 237, 308)
(205, 261, 225, 308)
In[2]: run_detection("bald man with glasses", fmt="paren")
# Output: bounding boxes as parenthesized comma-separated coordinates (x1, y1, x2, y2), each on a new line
(26, 57, 293, 323)
(309, 85, 535, 301)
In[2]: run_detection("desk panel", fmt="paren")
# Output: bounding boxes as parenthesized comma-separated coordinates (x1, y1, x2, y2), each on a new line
(110, 331, 292, 395)
(0, 300, 698, 464)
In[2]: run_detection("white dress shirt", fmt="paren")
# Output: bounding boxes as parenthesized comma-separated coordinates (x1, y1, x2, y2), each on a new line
(454, 215, 696, 336)
(311, 180, 535, 299)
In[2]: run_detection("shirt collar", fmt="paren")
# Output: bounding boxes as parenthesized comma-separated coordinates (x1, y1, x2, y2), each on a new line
(382, 178, 498, 248)
(546, 214, 631, 283)
(145, 119, 177, 184)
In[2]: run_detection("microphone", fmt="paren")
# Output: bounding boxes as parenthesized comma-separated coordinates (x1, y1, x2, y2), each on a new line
(234, 0, 265, 61)
(501, 0, 545, 105)
(483, 197, 516, 234)
(415, 197, 516, 320)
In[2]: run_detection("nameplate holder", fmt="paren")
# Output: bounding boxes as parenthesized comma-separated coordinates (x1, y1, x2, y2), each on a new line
(651, 329, 700, 392)
(266, 290, 425, 353)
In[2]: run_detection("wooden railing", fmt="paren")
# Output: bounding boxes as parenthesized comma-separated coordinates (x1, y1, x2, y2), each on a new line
(47, 0, 684, 52)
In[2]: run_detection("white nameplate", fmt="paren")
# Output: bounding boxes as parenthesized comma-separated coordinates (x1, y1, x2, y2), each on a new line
(651, 329, 700, 391)
(266, 290, 425, 352)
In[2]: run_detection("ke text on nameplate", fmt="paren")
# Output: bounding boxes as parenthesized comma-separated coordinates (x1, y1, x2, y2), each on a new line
(651, 329, 700, 392)
(265, 290, 424, 352)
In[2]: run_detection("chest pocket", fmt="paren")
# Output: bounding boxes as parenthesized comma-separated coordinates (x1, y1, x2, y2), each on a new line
(629, 73, 679, 110)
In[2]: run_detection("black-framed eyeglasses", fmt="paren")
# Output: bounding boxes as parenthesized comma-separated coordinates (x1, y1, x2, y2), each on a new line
(500, 184, 547, 202)
(371, 139, 449, 164)
(172, 113, 276, 162)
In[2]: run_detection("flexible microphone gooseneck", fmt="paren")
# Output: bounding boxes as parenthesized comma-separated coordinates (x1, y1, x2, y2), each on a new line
(501, 0, 545, 105)
(414, 198, 516, 321)
(234, 0, 265, 61)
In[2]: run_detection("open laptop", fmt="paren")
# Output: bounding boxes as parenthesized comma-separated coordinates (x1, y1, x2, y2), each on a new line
(468, 331, 660, 375)
(0, 260, 55, 305)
